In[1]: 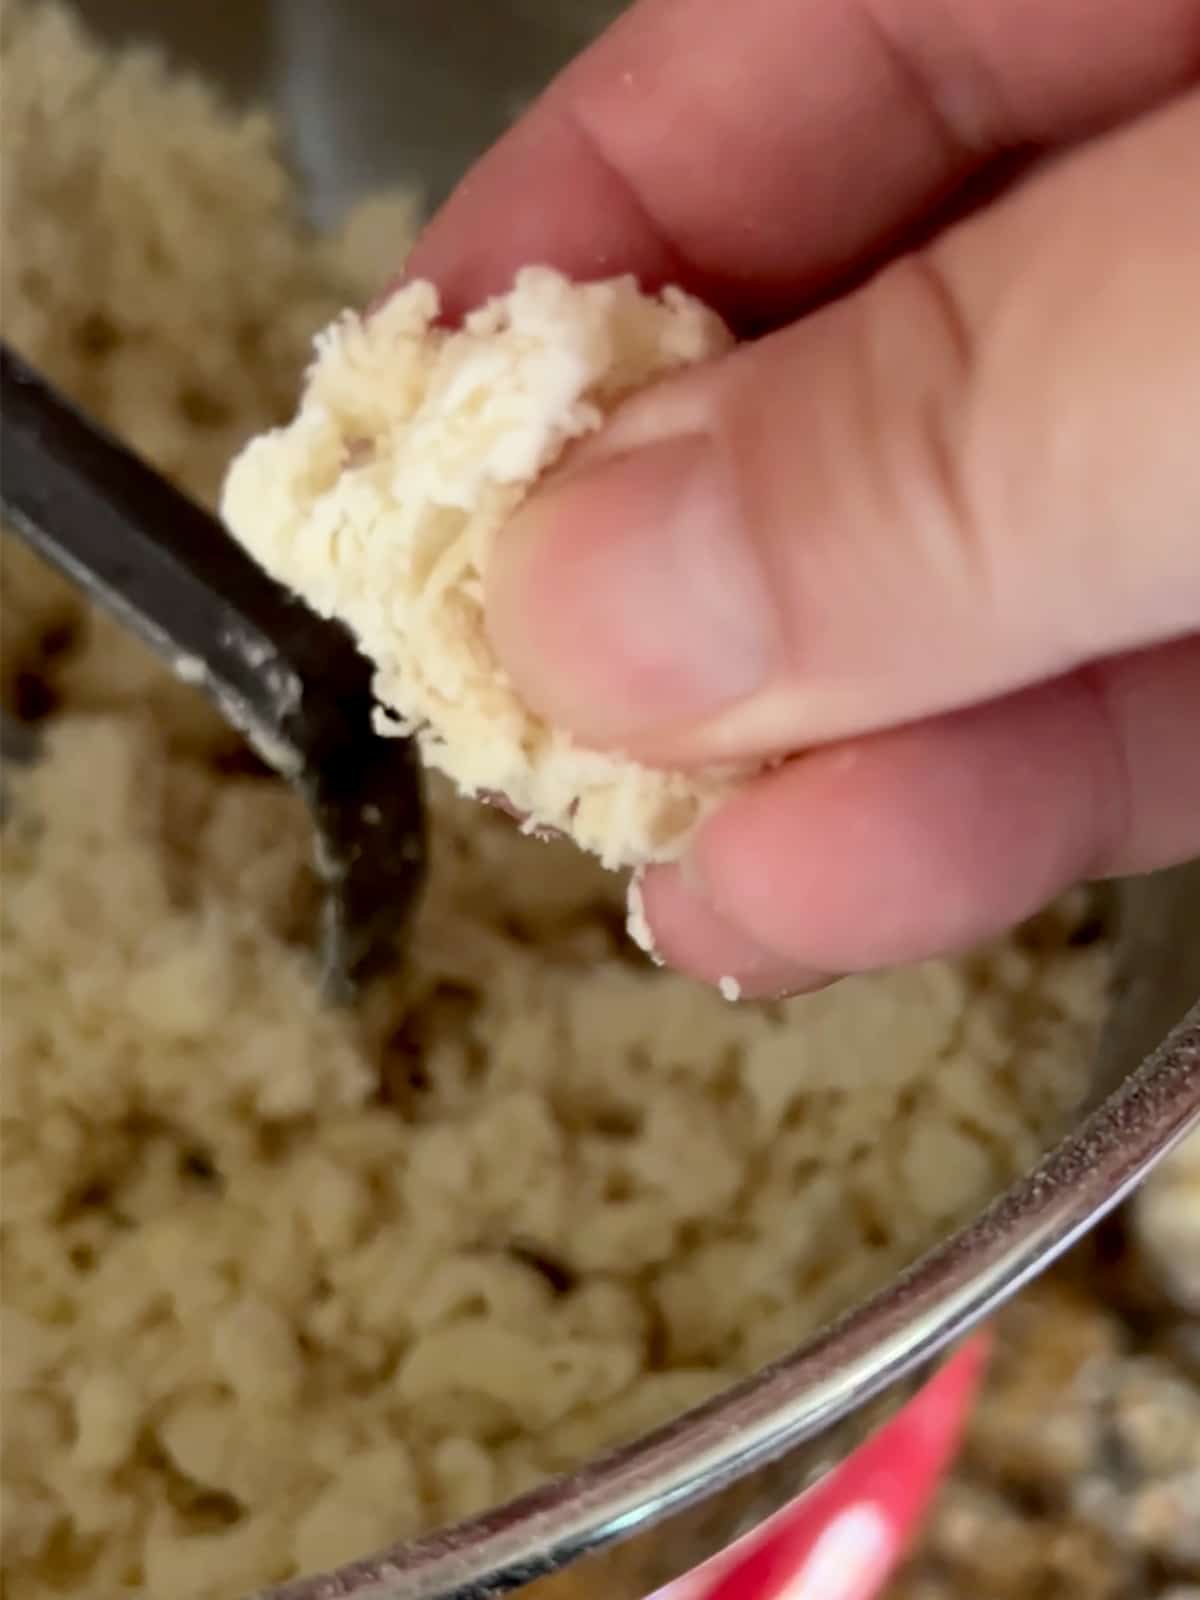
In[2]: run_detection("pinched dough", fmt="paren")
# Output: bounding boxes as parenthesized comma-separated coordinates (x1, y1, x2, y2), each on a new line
(223, 268, 742, 869)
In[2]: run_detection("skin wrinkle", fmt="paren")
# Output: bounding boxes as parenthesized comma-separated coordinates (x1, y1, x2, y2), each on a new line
(891, 247, 994, 618)
(841, 260, 964, 634)
(711, 340, 830, 706)
(545, 94, 692, 295)
(701, 380, 791, 724)
(854, 0, 1008, 163)
(904, 246, 976, 377)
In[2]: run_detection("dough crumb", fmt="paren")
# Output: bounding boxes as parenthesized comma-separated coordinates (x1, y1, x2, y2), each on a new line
(222, 267, 744, 870)
(718, 975, 742, 1003)
(626, 867, 664, 965)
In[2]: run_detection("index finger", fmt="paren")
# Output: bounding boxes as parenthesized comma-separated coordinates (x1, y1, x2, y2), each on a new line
(408, 0, 1200, 325)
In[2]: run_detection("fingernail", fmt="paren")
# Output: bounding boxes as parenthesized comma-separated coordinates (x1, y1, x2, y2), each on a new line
(487, 432, 778, 748)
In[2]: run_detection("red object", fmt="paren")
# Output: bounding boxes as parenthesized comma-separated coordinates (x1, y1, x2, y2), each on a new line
(650, 1338, 989, 1600)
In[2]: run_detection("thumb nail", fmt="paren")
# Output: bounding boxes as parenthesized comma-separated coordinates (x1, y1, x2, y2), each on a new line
(486, 432, 778, 749)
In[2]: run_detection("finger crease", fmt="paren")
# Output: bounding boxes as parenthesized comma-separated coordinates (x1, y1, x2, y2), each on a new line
(548, 95, 692, 288)
(900, 249, 989, 602)
(906, 247, 973, 380)
(854, 0, 1005, 165)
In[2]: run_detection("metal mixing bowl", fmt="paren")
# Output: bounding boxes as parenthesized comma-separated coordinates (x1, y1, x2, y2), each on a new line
(62, 5, 1200, 1596)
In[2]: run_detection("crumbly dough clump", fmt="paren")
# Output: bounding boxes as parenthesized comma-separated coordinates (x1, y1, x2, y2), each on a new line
(222, 269, 740, 869)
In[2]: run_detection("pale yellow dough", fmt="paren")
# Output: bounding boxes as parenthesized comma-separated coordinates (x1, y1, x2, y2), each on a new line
(222, 268, 740, 869)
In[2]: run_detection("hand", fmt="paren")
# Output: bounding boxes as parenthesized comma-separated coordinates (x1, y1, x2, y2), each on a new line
(408, 0, 1200, 997)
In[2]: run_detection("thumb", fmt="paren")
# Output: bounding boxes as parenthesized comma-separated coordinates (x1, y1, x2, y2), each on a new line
(486, 90, 1200, 766)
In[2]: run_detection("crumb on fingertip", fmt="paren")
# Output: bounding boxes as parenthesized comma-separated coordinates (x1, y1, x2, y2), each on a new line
(718, 975, 742, 1003)
(626, 869, 665, 965)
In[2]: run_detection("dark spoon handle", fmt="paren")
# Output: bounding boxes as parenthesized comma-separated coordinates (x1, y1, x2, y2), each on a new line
(1, 341, 362, 760)
(0, 343, 425, 989)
